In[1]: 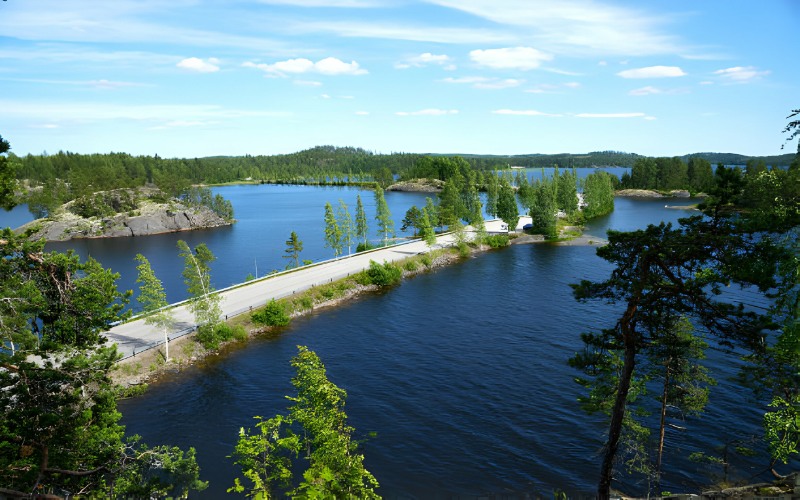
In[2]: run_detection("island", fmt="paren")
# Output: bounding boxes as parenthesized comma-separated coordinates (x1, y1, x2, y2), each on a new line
(16, 186, 233, 241)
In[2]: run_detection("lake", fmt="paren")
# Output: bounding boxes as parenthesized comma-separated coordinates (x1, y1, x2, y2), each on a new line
(2, 179, 784, 497)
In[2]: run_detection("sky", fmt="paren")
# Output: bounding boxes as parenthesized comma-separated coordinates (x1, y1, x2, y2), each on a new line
(1, 0, 798, 158)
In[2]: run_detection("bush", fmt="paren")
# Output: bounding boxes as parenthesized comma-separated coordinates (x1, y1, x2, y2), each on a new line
(196, 322, 239, 350)
(483, 234, 509, 248)
(403, 260, 419, 272)
(356, 241, 376, 253)
(456, 242, 471, 257)
(365, 260, 402, 287)
(252, 299, 291, 327)
(420, 254, 432, 268)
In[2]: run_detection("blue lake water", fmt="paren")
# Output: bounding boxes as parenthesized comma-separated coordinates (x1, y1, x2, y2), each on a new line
(2, 183, 788, 497)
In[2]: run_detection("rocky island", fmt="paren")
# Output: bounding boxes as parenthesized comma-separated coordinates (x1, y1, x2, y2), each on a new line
(16, 186, 233, 242)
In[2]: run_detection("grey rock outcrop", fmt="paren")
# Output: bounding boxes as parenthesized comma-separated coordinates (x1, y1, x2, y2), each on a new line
(17, 201, 231, 242)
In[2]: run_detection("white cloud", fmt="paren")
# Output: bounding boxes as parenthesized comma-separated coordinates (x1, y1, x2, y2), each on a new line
(713, 66, 769, 83)
(396, 109, 459, 116)
(424, 0, 685, 57)
(629, 86, 661, 96)
(525, 82, 580, 94)
(177, 57, 220, 73)
(294, 80, 323, 86)
(492, 109, 561, 117)
(470, 47, 553, 70)
(396, 52, 453, 69)
(617, 66, 686, 78)
(576, 112, 650, 119)
(355, 111, 370, 115)
(296, 20, 512, 44)
(699, 80, 714, 85)
(320, 94, 331, 99)
(441, 76, 523, 89)
(243, 57, 367, 76)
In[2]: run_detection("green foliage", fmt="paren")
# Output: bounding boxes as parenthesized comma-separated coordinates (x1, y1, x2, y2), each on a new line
(181, 186, 234, 221)
(252, 299, 291, 327)
(135, 253, 176, 360)
(496, 176, 519, 231)
(0, 229, 204, 498)
(401, 205, 423, 236)
(115, 442, 208, 498)
(0, 134, 16, 210)
(230, 347, 379, 499)
(764, 395, 800, 464)
(323, 201, 343, 257)
(228, 415, 299, 498)
(365, 259, 402, 286)
(337, 199, 355, 255)
(528, 174, 558, 239)
(356, 240, 376, 252)
(581, 171, 615, 219)
(482, 234, 509, 248)
(419, 207, 436, 247)
(196, 322, 245, 350)
(355, 194, 369, 245)
(283, 231, 304, 269)
(177, 240, 222, 331)
(571, 214, 779, 497)
(374, 187, 394, 244)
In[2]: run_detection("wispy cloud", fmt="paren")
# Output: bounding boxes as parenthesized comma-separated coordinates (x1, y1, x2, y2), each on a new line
(713, 66, 769, 83)
(0, 77, 150, 90)
(243, 57, 367, 76)
(396, 109, 459, 116)
(355, 111, 370, 115)
(425, 0, 686, 57)
(255, 0, 391, 6)
(177, 57, 220, 73)
(576, 112, 654, 119)
(629, 86, 661, 96)
(441, 76, 523, 89)
(492, 109, 561, 117)
(525, 82, 580, 94)
(396, 52, 455, 70)
(617, 66, 686, 78)
(0, 100, 291, 123)
(295, 20, 513, 44)
(470, 47, 552, 70)
(293, 80, 323, 86)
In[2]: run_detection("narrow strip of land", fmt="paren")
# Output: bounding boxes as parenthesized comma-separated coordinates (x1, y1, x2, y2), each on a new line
(106, 220, 507, 358)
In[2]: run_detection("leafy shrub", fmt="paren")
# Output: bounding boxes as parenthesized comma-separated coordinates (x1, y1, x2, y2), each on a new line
(365, 260, 402, 287)
(356, 241, 376, 253)
(483, 234, 509, 248)
(196, 323, 235, 350)
(403, 260, 418, 272)
(456, 242, 471, 257)
(420, 254, 432, 268)
(251, 299, 291, 327)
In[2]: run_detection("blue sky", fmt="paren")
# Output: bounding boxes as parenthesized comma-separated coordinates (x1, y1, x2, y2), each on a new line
(1, 0, 797, 158)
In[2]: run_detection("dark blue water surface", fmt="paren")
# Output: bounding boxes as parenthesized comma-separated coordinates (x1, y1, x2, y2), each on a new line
(3, 186, 786, 496)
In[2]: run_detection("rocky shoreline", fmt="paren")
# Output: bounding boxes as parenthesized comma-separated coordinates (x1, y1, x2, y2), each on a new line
(16, 188, 232, 242)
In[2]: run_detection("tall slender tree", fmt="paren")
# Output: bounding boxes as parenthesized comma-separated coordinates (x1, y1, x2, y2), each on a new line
(355, 194, 369, 246)
(374, 187, 394, 245)
(135, 254, 175, 362)
(177, 240, 222, 332)
(337, 199, 355, 255)
(323, 202, 342, 257)
(283, 231, 304, 269)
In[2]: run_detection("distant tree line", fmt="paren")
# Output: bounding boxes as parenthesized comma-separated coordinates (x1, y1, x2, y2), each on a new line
(620, 155, 789, 195)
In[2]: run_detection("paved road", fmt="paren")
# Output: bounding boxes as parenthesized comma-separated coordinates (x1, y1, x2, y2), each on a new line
(106, 219, 508, 358)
